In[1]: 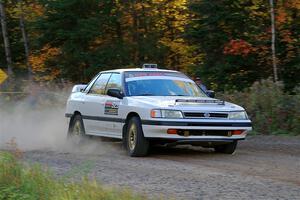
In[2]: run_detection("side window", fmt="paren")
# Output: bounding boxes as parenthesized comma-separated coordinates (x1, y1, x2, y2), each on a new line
(83, 74, 100, 93)
(105, 73, 122, 93)
(89, 73, 111, 95)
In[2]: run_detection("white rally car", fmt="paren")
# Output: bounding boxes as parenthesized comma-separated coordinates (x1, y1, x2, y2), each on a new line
(65, 65, 252, 156)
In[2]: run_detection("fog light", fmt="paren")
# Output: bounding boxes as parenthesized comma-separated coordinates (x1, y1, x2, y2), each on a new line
(183, 131, 189, 137)
(167, 129, 178, 134)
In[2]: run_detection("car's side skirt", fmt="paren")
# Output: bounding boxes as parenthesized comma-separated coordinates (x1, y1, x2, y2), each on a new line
(85, 131, 122, 139)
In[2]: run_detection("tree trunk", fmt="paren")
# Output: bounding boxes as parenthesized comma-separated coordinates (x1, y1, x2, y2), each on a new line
(269, 0, 278, 82)
(18, 0, 32, 80)
(0, 2, 13, 76)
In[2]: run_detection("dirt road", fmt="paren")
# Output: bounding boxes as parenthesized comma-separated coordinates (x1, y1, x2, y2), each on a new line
(22, 135, 300, 200)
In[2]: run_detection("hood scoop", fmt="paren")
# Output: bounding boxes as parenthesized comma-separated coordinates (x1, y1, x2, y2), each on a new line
(175, 99, 225, 105)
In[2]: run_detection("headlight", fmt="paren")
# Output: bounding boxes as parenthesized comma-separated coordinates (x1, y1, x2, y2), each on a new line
(228, 111, 248, 120)
(151, 109, 183, 118)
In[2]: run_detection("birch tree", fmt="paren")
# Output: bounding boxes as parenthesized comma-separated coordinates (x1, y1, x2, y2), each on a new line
(269, 0, 278, 82)
(17, 0, 31, 80)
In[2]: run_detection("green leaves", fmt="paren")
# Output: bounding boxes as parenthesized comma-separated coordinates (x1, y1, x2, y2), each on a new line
(187, 0, 300, 91)
(0, 0, 299, 91)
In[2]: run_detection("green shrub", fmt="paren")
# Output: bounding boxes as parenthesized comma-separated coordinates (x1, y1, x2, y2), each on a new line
(219, 79, 300, 135)
(0, 152, 145, 200)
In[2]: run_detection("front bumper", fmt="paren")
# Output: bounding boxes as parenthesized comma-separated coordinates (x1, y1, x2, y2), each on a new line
(141, 119, 252, 141)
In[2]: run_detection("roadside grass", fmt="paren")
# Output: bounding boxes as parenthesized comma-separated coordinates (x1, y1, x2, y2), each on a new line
(0, 151, 145, 200)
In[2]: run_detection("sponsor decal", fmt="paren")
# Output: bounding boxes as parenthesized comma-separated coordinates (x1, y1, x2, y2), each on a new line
(104, 101, 120, 115)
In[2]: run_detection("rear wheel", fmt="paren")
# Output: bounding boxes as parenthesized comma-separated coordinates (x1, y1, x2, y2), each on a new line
(125, 116, 149, 157)
(68, 114, 87, 144)
(214, 141, 237, 154)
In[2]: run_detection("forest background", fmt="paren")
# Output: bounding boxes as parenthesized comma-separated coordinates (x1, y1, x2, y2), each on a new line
(0, 0, 300, 134)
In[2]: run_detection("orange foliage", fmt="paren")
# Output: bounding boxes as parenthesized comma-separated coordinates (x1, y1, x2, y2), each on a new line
(276, 9, 288, 24)
(223, 39, 253, 57)
(29, 3, 44, 17)
(29, 45, 61, 81)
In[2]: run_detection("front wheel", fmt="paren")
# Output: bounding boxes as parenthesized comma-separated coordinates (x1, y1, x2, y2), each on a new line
(214, 141, 237, 154)
(68, 114, 87, 144)
(125, 117, 149, 157)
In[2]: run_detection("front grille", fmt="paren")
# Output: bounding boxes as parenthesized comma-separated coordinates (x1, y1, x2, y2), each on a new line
(209, 113, 228, 118)
(177, 130, 230, 137)
(184, 112, 228, 118)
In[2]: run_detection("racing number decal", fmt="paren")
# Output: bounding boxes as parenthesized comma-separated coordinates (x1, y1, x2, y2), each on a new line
(104, 101, 120, 115)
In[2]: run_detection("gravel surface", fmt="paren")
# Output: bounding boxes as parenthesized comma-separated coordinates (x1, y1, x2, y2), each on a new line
(22, 135, 300, 200)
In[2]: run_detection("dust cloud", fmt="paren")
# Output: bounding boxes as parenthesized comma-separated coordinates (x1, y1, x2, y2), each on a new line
(0, 87, 118, 155)
(0, 104, 67, 151)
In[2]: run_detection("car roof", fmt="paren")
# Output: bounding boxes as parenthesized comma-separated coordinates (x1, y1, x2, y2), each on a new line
(100, 68, 180, 74)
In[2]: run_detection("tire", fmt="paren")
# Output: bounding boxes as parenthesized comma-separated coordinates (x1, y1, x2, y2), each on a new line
(214, 141, 237, 154)
(68, 114, 87, 144)
(125, 116, 149, 157)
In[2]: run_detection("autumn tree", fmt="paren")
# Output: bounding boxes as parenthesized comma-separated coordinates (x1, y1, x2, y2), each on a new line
(1, 0, 299, 91)
(275, 0, 300, 90)
(187, 0, 300, 91)
(34, 0, 116, 81)
(31, 0, 196, 82)
(187, 0, 272, 90)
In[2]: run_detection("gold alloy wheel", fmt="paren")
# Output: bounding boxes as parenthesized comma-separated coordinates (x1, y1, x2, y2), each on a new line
(73, 120, 82, 136)
(128, 124, 137, 151)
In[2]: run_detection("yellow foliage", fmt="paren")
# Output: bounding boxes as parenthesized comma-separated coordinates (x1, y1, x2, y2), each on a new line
(153, 0, 194, 70)
(286, 0, 300, 10)
(7, 1, 44, 21)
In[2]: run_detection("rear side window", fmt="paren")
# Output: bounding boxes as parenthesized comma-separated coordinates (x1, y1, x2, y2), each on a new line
(89, 73, 111, 95)
(105, 73, 122, 93)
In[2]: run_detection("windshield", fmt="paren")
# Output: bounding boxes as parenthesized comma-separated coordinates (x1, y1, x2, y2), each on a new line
(125, 73, 207, 97)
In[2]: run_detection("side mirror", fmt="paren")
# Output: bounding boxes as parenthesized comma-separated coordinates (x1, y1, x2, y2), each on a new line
(107, 89, 124, 99)
(72, 84, 87, 93)
(206, 90, 215, 98)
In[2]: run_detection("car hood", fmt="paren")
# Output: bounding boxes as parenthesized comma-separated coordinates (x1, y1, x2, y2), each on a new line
(127, 96, 244, 112)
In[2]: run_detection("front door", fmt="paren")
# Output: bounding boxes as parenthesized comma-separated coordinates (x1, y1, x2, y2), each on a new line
(101, 73, 124, 138)
(81, 73, 111, 135)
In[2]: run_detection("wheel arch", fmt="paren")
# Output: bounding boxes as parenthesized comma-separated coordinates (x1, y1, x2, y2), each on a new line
(68, 111, 82, 131)
(122, 112, 141, 139)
